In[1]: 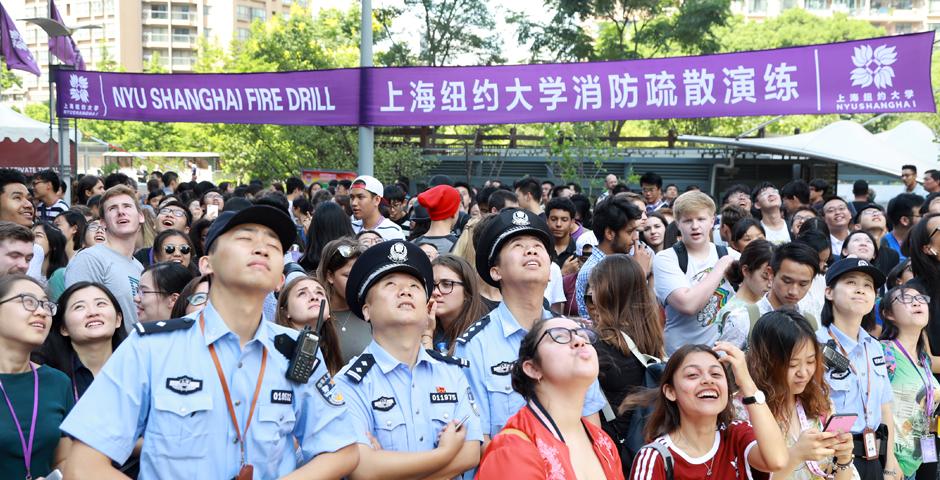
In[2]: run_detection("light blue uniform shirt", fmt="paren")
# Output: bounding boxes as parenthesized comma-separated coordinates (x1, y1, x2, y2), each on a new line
(60, 302, 357, 479)
(336, 340, 483, 452)
(455, 301, 607, 436)
(816, 324, 894, 433)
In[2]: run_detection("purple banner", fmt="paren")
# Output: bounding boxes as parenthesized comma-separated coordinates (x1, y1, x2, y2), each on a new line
(57, 32, 935, 126)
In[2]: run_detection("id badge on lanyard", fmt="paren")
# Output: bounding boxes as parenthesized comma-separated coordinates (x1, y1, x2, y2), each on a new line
(894, 341, 938, 463)
(862, 427, 878, 460)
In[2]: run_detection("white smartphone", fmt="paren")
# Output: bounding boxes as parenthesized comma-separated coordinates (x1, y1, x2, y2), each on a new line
(46, 469, 63, 480)
(206, 204, 219, 220)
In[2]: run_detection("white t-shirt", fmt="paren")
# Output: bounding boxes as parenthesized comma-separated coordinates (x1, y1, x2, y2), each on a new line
(761, 220, 790, 245)
(830, 234, 846, 257)
(351, 216, 405, 241)
(653, 243, 739, 355)
(544, 262, 566, 306)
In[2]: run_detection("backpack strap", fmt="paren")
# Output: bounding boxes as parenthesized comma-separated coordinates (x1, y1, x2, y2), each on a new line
(716, 245, 728, 259)
(641, 441, 674, 480)
(746, 303, 761, 331)
(672, 242, 689, 274)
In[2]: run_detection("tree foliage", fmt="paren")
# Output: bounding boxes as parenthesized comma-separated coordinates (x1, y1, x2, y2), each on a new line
(402, 0, 503, 66)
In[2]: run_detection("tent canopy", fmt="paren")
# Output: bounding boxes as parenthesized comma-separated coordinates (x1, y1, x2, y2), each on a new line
(679, 120, 938, 177)
(0, 104, 80, 143)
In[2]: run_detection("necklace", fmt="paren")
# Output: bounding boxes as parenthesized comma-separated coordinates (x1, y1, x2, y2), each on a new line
(676, 432, 717, 476)
(705, 455, 716, 477)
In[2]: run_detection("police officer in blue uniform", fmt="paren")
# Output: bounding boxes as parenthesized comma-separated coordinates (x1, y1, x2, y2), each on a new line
(455, 208, 607, 446)
(62, 205, 360, 479)
(335, 240, 483, 479)
(816, 257, 900, 480)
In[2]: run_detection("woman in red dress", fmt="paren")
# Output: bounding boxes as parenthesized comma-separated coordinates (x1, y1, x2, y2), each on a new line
(476, 316, 623, 479)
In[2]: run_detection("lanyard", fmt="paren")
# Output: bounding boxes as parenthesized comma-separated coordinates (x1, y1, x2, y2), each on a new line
(795, 400, 833, 479)
(893, 340, 935, 418)
(198, 312, 267, 467)
(828, 328, 872, 426)
(0, 363, 39, 480)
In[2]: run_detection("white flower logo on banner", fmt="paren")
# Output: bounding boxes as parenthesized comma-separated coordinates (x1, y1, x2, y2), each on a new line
(10, 31, 28, 51)
(850, 44, 897, 89)
(69, 74, 89, 103)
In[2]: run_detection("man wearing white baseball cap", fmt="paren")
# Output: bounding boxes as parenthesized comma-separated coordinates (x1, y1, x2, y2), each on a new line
(350, 175, 405, 241)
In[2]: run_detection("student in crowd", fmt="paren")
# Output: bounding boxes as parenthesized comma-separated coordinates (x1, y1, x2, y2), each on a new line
(38, 281, 126, 400)
(477, 317, 624, 479)
(841, 230, 879, 264)
(62, 204, 360, 479)
(546, 197, 579, 269)
(169, 273, 211, 318)
(854, 204, 900, 275)
(430, 254, 487, 353)
(134, 201, 193, 266)
(731, 218, 766, 253)
(513, 177, 543, 215)
(274, 275, 343, 376)
(879, 285, 939, 480)
(716, 204, 751, 247)
(356, 230, 383, 248)
(413, 185, 461, 255)
(457, 208, 607, 445)
(83, 219, 106, 247)
(317, 237, 370, 364)
(32, 169, 68, 222)
(715, 239, 774, 345)
(790, 206, 818, 237)
(886, 260, 914, 291)
(349, 175, 405, 241)
(589, 254, 665, 473)
(643, 211, 668, 253)
(797, 229, 834, 321)
(809, 179, 830, 211)
(816, 257, 900, 479)
(746, 310, 856, 480)
(640, 172, 668, 213)
(0, 222, 35, 276)
(781, 180, 811, 214)
(576, 196, 643, 318)
(299, 201, 356, 272)
(907, 213, 940, 374)
(0, 169, 44, 279)
(53, 211, 87, 262)
(32, 222, 68, 286)
(722, 184, 753, 212)
(628, 343, 789, 480)
(823, 197, 853, 256)
(384, 185, 412, 237)
(0, 274, 72, 479)
(133, 262, 194, 323)
(75, 175, 104, 206)
(146, 229, 195, 271)
(753, 182, 791, 244)
(885, 194, 925, 263)
(654, 191, 740, 355)
(65, 185, 145, 332)
(337, 241, 482, 479)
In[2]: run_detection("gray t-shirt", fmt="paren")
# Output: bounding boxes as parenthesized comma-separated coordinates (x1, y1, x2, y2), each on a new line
(65, 244, 143, 332)
(334, 310, 372, 364)
(413, 234, 457, 255)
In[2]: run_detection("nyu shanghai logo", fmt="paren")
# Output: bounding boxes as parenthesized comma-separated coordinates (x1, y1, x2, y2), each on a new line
(10, 31, 29, 53)
(62, 74, 102, 118)
(850, 44, 897, 89)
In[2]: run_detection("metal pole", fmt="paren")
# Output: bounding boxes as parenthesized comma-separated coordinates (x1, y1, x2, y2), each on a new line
(357, 0, 374, 176)
(58, 112, 70, 206)
(48, 0, 54, 168)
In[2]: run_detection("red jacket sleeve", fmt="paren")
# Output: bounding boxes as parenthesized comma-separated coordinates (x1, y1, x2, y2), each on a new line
(628, 446, 667, 480)
(476, 434, 546, 479)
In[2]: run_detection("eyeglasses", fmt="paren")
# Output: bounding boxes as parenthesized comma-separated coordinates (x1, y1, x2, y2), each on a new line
(860, 209, 883, 217)
(187, 292, 208, 306)
(205, 193, 224, 201)
(824, 205, 849, 215)
(87, 223, 104, 232)
(792, 214, 815, 223)
(433, 279, 464, 294)
(929, 227, 940, 243)
(159, 208, 186, 218)
(0, 294, 57, 315)
(536, 327, 598, 348)
(163, 244, 191, 255)
(757, 188, 779, 199)
(138, 289, 168, 296)
(893, 293, 931, 305)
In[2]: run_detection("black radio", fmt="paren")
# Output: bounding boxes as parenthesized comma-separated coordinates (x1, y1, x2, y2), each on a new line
(823, 340, 851, 374)
(286, 302, 325, 383)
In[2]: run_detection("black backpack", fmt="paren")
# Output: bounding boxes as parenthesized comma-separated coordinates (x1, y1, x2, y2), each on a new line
(672, 241, 728, 274)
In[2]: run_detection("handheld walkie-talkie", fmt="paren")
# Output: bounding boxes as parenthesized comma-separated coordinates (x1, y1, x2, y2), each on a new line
(286, 302, 325, 383)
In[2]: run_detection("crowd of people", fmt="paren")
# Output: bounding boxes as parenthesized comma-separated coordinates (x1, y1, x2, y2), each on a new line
(2, 164, 940, 480)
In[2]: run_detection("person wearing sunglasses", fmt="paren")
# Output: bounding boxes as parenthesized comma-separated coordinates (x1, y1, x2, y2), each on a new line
(134, 262, 194, 323)
(879, 284, 940, 480)
(336, 240, 482, 479)
(151, 229, 194, 270)
(0, 274, 73, 480)
(478, 317, 625, 478)
(317, 237, 369, 364)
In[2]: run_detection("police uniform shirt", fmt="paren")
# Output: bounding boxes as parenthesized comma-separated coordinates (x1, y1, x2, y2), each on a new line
(60, 302, 357, 479)
(335, 340, 483, 453)
(455, 301, 607, 436)
(815, 324, 893, 433)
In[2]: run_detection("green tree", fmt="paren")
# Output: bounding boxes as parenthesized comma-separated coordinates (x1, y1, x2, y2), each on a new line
(400, 0, 503, 66)
(0, 60, 22, 89)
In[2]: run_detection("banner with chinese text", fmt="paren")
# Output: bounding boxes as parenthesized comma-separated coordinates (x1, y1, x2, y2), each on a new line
(56, 32, 935, 126)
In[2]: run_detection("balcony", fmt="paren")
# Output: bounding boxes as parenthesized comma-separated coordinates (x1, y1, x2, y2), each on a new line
(142, 10, 169, 22)
(929, 0, 940, 12)
(171, 56, 194, 69)
(170, 11, 197, 25)
(868, 0, 925, 19)
(172, 34, 196, 46)
(142, 32, 170, 44)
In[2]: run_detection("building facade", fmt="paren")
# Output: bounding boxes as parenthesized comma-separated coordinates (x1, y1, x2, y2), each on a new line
(731, 0, 940, 34)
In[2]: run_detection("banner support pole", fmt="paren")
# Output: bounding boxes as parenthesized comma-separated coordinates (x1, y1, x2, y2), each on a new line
(358, 0, 374, 176)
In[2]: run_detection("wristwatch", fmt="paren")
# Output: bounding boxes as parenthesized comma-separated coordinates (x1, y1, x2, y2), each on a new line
(742, 390, 766, 405)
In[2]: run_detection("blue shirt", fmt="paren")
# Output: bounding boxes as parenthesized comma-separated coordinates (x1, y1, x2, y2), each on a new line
(883, 232, 907, 263)
(60, 302, 357, 479)
(575, 248, 606, 318)
(335, 341, 483, 455)
(816, 324, 894, 433)
(454, 302, 607, 436)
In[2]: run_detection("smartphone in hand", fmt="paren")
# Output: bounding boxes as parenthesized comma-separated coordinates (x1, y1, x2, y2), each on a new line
(823, 413, 858, 434)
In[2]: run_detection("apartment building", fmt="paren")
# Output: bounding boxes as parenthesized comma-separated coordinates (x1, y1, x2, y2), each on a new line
(731, 0, 940, 34)
(5, 0, 309, 104)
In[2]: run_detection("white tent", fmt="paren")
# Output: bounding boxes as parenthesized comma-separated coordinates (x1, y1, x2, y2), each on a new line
(0, 104, 80, 172)
(679, 120, 939, 177)
(0, 104, 78, 142)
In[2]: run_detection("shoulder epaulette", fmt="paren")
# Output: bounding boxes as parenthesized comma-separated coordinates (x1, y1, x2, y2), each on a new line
(343, 353, 376, 384)
(134, 317, 195, 336)
(456, 315, 491, 345)
(425, 349, 470, 368)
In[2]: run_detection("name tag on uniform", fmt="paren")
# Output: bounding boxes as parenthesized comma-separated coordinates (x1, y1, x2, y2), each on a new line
(430, 390, 458, 404)
(271, 390, 293, 404)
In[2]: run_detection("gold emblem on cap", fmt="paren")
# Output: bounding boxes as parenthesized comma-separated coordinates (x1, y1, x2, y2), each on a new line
(511, 210, 530, 226)
(388, 242, 408, 263)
